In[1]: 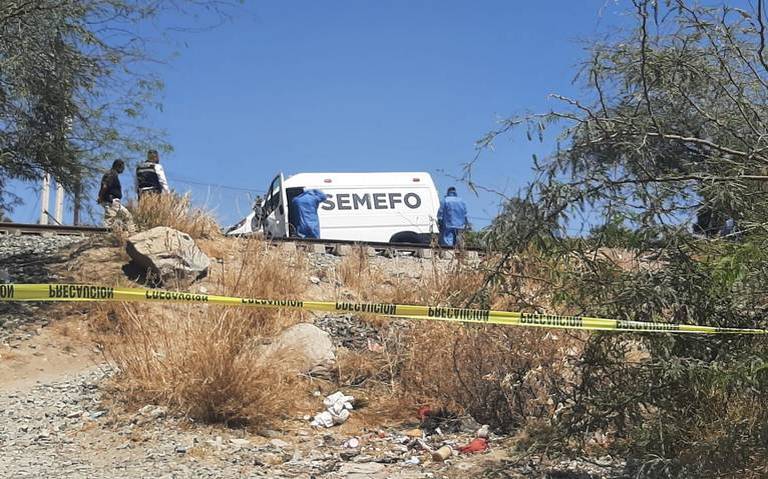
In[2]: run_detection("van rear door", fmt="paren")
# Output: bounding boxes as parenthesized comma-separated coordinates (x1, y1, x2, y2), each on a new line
(262, 173, 289, 238)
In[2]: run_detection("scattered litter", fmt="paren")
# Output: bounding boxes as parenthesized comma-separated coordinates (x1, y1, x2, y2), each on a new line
(342, 437, 360, 448)
(310, 391, 355, 428)
(417, 406, 431, 420)
(458, 437, 488, 454)
(476, 424, 490, 439)
(404, 456, 421, 465)
(431, 445, 453, 462)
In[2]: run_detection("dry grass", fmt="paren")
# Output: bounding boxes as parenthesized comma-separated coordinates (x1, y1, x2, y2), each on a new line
(400, 324, 584, 432)
(98, 304, 302, 426)
(89, 232, 581, 434)
(332, 250, 586, 432)
(90, 238, 311, 427)
(335, 248, 489, 306)
(210, 239, 309, 335)
(126, 192, 220, 240)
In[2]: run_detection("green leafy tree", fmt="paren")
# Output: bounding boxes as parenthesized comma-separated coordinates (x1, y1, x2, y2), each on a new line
(0, 1, 236, 216)
(473, 1, 768, 476)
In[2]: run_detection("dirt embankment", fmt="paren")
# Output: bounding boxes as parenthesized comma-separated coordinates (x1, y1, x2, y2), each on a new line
(0, 235, 625, 478)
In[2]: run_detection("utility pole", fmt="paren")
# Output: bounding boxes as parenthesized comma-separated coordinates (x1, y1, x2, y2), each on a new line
(73, 181, 82, 225)
(54, 179, 64, 224)
(39, 173, 50, 225)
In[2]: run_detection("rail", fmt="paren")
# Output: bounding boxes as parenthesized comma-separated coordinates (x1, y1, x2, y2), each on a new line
(248, 234, 487, 258)
(0, 222, 108, 236)
(0, 222, 487, 257)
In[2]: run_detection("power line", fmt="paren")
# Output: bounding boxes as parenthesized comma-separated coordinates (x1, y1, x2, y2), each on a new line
(167, 175, 265, 194)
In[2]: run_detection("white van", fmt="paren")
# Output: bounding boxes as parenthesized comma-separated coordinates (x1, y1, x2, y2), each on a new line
(225, 172, 440, 243)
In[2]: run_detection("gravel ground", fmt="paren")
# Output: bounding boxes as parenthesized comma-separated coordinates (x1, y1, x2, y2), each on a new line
(0, 367, 626, 479)
(0, 235, 92, 343)
(0, 235, 88, 279)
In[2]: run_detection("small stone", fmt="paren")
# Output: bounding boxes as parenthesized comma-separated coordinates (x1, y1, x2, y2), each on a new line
(257, 452, 285, 466)
(138, 405, 154, 415)
(339, 462, 386, 477)
(269, 438, 290, 449)
(150, 407, 167, 419)
(309, 276, 321, 284)
(340, 450, 359, 461)
(205, 436, 224, 449)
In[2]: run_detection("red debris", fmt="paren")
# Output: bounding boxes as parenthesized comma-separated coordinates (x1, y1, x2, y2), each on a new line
(458, 437, 488, 454)
(417, 406, 431, 421)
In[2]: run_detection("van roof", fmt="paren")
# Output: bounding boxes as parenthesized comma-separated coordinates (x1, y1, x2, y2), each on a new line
(284, 172, 436, 188)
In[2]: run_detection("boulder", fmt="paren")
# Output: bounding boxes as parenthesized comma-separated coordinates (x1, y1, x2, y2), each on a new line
(126, 226, 210, 286)
(258, 323, 335, 374)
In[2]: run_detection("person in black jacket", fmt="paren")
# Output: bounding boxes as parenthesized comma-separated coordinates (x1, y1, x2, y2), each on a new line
(98, 159, 135, 232)
(135, 149, 170, 197)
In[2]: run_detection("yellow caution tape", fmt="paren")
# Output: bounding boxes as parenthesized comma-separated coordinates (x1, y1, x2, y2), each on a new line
(0, 283, 765, 335)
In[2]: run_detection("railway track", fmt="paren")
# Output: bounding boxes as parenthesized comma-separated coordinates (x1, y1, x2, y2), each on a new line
(0, 222, 485, 258)
(0, 222, 108, 236)
(266, 235, 485, 258)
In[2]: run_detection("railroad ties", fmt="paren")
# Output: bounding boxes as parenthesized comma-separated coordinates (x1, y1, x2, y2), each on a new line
(0, 222, 484, 259)
(268, 236, 483, 260)
(0, 222, 108, 237)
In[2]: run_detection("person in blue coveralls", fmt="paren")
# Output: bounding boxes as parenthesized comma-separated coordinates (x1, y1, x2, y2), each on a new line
(289, 188, 327, 238)
(437, 186, 468, 247)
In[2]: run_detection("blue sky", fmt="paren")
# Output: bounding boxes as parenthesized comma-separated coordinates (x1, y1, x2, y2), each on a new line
(8, 0, 628, 228)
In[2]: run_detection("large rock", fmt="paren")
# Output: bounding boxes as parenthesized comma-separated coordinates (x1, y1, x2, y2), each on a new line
(258, 323, 336, 374)
(126, 226, 210, 286)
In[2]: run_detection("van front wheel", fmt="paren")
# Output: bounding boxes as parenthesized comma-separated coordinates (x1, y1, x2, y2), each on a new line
(389, 231, 425, 245)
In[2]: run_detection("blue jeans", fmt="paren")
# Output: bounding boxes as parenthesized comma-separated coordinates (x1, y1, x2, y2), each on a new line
(439, 228, 458, 247)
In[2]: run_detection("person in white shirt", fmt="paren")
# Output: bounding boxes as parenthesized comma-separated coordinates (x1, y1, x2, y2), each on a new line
(135, 149, 170, 197)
